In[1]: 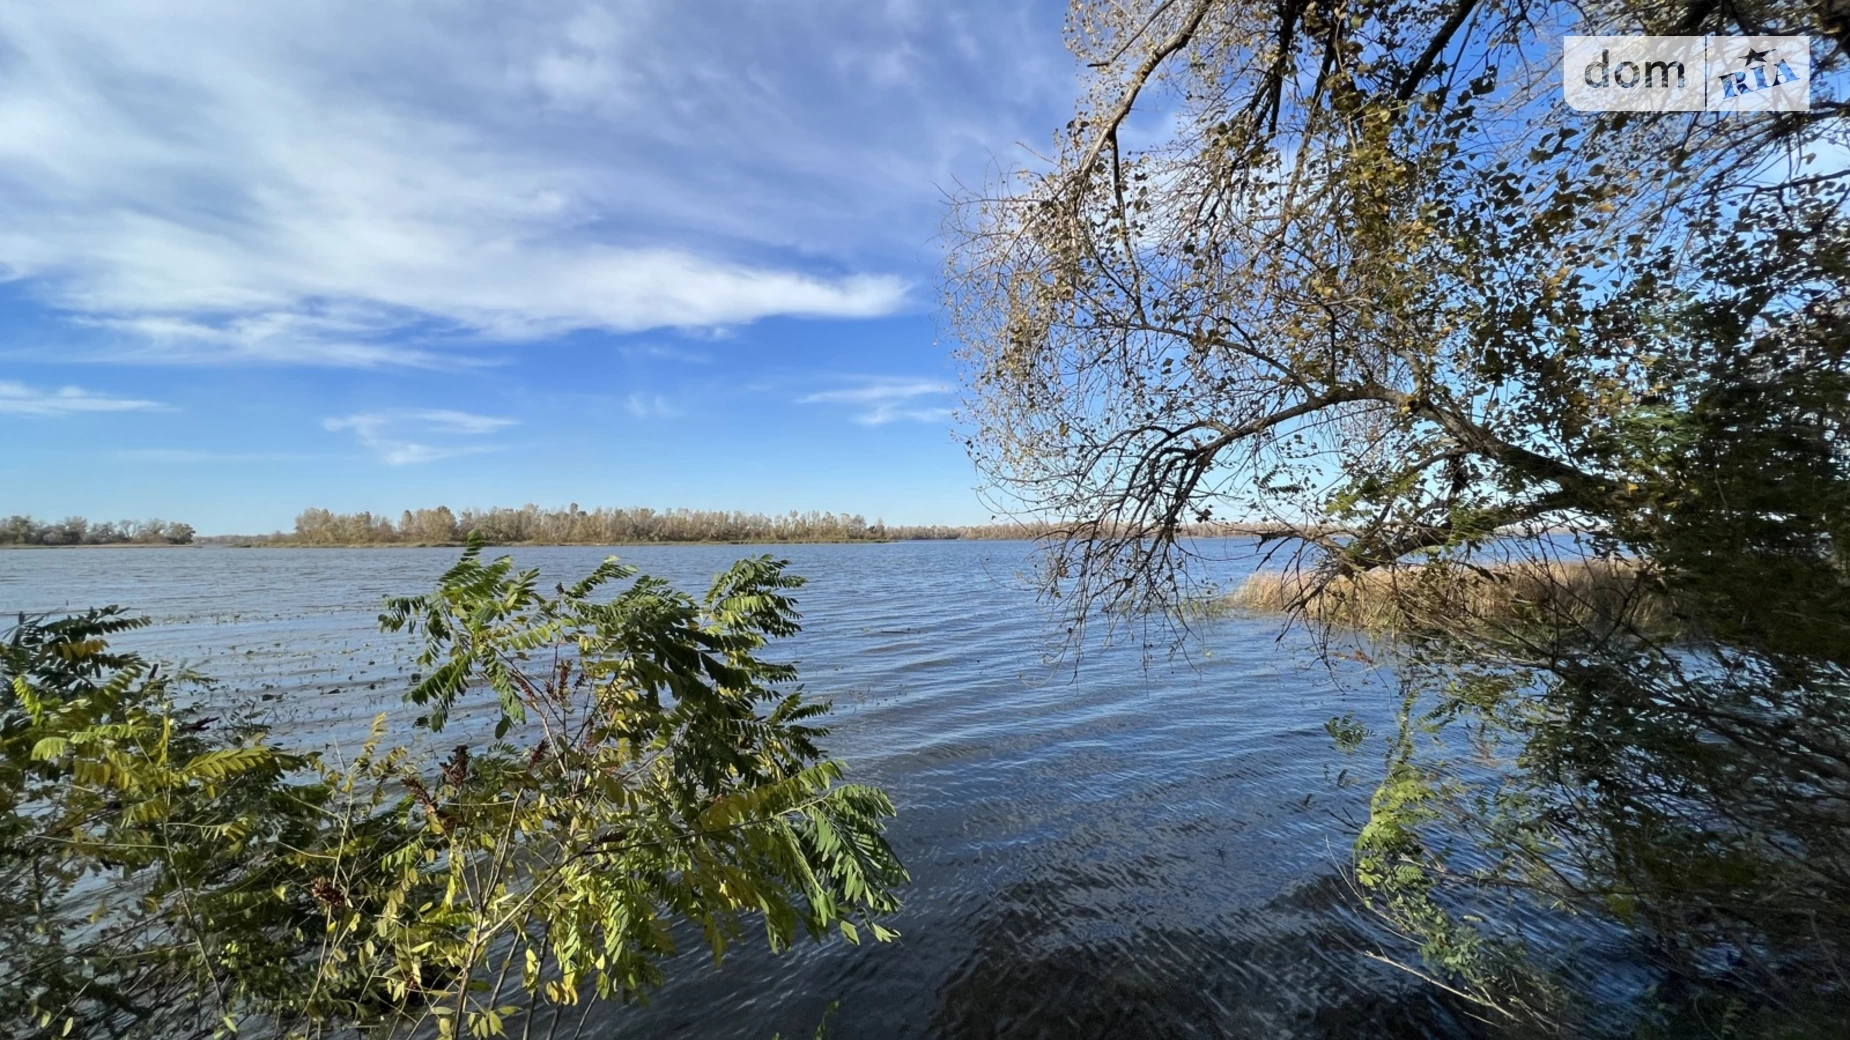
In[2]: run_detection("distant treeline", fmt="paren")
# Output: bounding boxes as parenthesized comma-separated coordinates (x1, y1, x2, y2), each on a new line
(214, 505, 1069, 546)
(0, 515, 196, 546)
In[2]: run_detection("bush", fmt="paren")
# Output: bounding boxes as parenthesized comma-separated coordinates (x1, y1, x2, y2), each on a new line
(1, 541, 905, 1040)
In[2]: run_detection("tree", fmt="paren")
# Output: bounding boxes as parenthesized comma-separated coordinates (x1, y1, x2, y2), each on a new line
(49, 517, 88, 545)
(1, 543, 904, 1040)
(0, 516, 200, 546)
(949, 0, 1847, 622)
(949, 0, 1849, 1028)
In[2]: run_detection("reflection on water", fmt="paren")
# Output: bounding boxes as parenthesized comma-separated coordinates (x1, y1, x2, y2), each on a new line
(3, 540, 1481, 1038)
(936, 875, 1472, 1039)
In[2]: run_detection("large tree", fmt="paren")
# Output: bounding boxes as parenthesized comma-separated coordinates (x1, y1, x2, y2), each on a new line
(950, 0, 1850, 1029)
(950, 0, 1847, 622)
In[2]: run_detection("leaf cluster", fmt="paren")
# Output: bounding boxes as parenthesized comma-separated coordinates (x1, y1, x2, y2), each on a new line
(1, 542, 906, 1040)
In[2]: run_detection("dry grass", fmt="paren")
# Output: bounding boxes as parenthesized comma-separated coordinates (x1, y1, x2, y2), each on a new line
(1230, 558, 1678, 640)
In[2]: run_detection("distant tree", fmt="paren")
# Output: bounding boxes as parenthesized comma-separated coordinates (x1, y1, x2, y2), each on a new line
(49, 517, 87, 546)
(256, 505, 1047, 545)
(0, 516, 199, 547)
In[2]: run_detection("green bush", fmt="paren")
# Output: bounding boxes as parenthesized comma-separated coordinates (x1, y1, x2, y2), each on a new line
(1, 541, 905, 1040)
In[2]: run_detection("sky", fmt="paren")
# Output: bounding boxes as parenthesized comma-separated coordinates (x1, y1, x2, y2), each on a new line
(0, 0, 1076, 533)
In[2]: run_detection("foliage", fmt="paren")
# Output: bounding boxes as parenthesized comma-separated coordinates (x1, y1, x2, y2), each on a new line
(249, 505, 1043, 546)
(0, 541, 905, 1040)
(949, 0, 1850, 1030)
(1337, 640, 1850, 1033)
(947, 0, 1846, 621)
(0, 515, 196, 546)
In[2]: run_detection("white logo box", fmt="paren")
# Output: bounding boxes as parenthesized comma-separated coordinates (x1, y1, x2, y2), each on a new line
(1564, 36, 1811, 112)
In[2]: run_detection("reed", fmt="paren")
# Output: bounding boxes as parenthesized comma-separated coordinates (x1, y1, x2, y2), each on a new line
(1229, 558, 1678, 639)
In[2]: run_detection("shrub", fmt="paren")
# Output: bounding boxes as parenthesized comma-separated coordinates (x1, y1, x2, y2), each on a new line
(1, 541, 904, 1040)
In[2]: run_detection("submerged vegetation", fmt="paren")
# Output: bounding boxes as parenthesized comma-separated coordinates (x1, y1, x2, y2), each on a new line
(0, 542, 904, 1040)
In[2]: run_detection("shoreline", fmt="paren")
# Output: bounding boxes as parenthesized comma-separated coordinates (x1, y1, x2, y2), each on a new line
(0, 542, 203, 550)
(212, 538, 964, 548)
(4, 528, 1310, 550)
(4, 537, 1018, 550)
(3, 525, 1596, 551)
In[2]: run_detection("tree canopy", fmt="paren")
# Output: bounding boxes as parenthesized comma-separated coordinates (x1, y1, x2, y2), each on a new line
(950, 0, 1849, 1029)
(0, 516, 195, 546)
(949, 0, 1847, 621)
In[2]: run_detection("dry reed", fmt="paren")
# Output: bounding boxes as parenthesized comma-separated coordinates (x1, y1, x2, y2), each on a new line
(1230, 558, 1678, 639)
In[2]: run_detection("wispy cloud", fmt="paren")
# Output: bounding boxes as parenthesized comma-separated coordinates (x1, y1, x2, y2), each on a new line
(322, 409, 516, 465)
(798, 377, 952, 425)
(0, 0, 1070, 366)
(0, 380, 161, 416)
(402, 409, 519, 435)
(76, 316, 495, 370)
(620, 343, 713, 365)
(118, 449, 317, 463)
(624, 393, 681, 419)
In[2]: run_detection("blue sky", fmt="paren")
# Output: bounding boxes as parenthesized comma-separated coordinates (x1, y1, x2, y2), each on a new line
(0, 0, 1074, 533)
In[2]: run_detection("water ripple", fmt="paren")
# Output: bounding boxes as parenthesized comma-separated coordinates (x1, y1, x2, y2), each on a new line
(4, 541, 1489, 1038)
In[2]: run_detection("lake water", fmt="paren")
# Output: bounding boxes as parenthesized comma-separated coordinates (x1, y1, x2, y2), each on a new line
(2, 540, 1483, 1039)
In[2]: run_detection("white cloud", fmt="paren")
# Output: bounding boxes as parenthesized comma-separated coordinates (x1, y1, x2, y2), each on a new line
(798, 377, 952, 424)
(620, 343, 713, 364)
(323, 409, 515, 465)
(0, 1, 1066, 367)
(407, 410, 520, 435)
(118, 449, 315, 463)
(799, 379, 949, 404)
(624, 392, 681, 419)
(861, 404, 954, 425)
(79, 315, 491, 369)
(0, 380, 160, 415)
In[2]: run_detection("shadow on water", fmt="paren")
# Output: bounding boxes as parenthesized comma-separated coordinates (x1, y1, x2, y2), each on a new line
(931, 873, 1479, 1039)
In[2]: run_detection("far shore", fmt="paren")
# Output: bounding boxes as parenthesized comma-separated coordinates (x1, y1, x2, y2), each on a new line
(207, 538, 977, 548)
(3, 523, 1606, 551)
(4, 537, 1015, 550)
(200, 525, 1313, 549)
(0, 541, 203, 550)
(5, 525, 1323, 551)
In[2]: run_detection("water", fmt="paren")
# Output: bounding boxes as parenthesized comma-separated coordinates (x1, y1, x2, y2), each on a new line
(1, 540, 1479, 1039)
